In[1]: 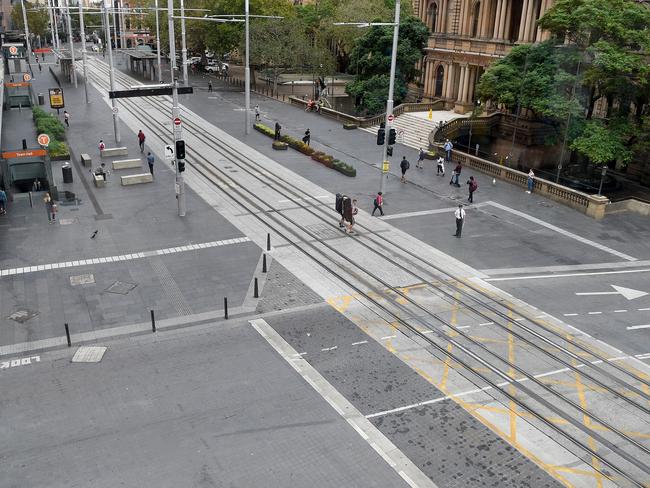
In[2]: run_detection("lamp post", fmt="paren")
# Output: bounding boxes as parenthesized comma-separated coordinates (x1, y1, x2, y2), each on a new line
(244, 0, 250, 134)
(20, 0, 32, 57)
(64, 0, 77, 88)
(555, 58, 582, 183)
(78, 0, 89, 103)
(180, 0, 188, 85)
(103, 3, 120, 143)
(168, 0, 185, 216)
(154, 0, 162, 82)
(467, 100, 480, 157)
(597, 165, 607, 197)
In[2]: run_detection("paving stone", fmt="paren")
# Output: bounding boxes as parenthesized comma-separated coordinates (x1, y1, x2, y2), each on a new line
(256, 260, 323, 313)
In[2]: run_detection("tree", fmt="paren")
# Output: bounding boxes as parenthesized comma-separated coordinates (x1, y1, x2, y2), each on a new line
(345, 13, 428, 115)
(11, 1, 49, 39)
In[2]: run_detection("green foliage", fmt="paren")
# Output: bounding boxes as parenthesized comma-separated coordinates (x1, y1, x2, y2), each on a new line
(11, 1, 49, 37)
(48, 140, 70, 158)
(33, 108, 66, 142)
(569, 120, 632, 165)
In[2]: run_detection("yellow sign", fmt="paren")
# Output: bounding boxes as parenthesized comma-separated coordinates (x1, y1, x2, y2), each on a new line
(382, 160, 390, 173)
(428, 109, 433, 120)
(48, 88, 65, 109)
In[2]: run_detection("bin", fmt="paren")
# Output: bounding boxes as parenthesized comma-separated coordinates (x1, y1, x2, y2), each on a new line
(38, 93, 45, 105)
(62, 163, 73, 184)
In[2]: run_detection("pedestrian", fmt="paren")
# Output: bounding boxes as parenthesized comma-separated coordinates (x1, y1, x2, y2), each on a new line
(38, 62, 42, 72)
(208, 80, 212, 92)
(42, 52, 45, 61)
(467, 176, 478, 203)
(63, 110, 69, 127)
(137, 130, 146, 152)
(98, 139, 106, 152)
(43, 192, 53, 223)
(274, 122, 282, 141)
(449, 162, 462, 187)
(453, 204, 466, 238)
(400, 156, 410, 183)
(255, 104, 260, 122)
(0, 188, 7, 215)
(146, 152, 155, 175)
(371, 191, 384, 216)
(436, 155, 445, 176)
(444, 139, 453, 162)
(346, 198, 358, 233)
(32, 179, 41, 191)
(302, 128, 311, 146)
(416, 148, 426, 169)
(527, 169, 535, 193)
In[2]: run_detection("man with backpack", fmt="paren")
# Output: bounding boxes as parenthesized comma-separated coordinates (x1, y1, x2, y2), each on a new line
(467, 176, 478, 203)
(450, 162, 462, 187)
(400, 156, 410, 183)
(416, 148, 425, 169)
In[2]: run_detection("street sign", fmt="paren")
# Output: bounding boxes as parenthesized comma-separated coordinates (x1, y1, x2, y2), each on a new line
(382, 160, 390, 173)
(2, 149, 47, 159)
(112, 106, 119, 114)
(575, 285, 648, 301)
(387, 114, 394, 123)
(173, 117, 181, 126)
(23, 73, 32, 82)
(37, 134, 50, 147)
(9, 46, 17, 55)
(164, 145, 174, 160)
(48, 88, 64, 109)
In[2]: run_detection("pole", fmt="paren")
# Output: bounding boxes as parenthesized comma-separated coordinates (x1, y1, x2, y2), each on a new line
(103, 5, 121, 143)
(379, 0, 400, 195)
(168, 0, 186, 216)
(597, 166, 607, 197)
(112, 1, 118, 48)
(20, 0, 32, 58)
(120, 0, 127, 49)
(78, 0, 89, 104)
(64, 0, 77, 88)
(244, 0, 250, 134)
(180, 0, 188, 85)
(52, 0, 61, 50)
(46, 0, 55, 48)
(154, 0, 162, 82)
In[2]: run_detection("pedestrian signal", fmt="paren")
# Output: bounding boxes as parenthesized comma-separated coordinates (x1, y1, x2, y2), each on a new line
(387, 146, 393, 157)
(175, 140, 186, 160)
(178, 160, 186, 172)
(388, 128, 396, 145)
(377, 128, 385, 146)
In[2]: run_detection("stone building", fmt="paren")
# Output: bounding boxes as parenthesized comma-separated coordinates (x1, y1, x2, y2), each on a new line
(415, 0, 554, 113)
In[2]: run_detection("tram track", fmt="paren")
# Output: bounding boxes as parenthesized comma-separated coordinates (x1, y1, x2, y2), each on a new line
(82, 56, 650, 487)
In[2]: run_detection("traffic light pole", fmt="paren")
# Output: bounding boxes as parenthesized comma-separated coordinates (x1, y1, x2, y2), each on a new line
(168, 0, 186, 216)
(64, 0, 77, 88)
(379, 0, 400, 195)
(78, 0, 89, 104)
(103, 5, 120, 143)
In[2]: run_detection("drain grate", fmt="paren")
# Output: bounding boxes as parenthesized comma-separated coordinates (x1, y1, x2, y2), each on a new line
(105, 281, 137, 295)
(7, 309, 38, 323)
(72, 346, 107, 363)
(70, 274, 95, 286)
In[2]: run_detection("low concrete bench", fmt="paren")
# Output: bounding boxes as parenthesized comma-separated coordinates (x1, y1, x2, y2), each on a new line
(121, 173, 153, 186)
(112, 159, 141, 170)
(101, 147, 128, 158)
(80, 153, 92, 168)
(93, 173, 106, 188)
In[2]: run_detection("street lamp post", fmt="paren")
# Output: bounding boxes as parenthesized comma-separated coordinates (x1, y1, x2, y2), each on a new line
(180, 0, 188, 85)
(244, 0, 250, 134)
(64, 0, 77, 88)
(103, 4, 121, 143)
(20, 0, 32, 58)
(597, 166, 607, 197)
(78, 0, 89, 103)
(168, 0, 185, 216)
(154, 0, 162, 82)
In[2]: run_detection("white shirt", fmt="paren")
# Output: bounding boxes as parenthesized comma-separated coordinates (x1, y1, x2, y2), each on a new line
(455, 207, 466, 220)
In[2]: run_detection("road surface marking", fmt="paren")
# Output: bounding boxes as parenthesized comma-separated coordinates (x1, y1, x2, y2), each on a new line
(639, 307, 650, 311)
(380, 202, 490, 220)
(485, 268, 650, 282)
(0, 355, 40, 370)
(481, 259, 650, 277)
(321, 346, 338, 352)
(251, 319, 439, 488)
(479, 321, 494, 326)
(381, 335, 397, 340)
(614, 310, 628, 313)
(626, 325, 650, 330)
(351, 340, 368, 346)
(588, 312, 602, 315)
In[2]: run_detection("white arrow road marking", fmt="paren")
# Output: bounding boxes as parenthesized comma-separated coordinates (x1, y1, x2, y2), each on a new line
(575, 285, 648, 301)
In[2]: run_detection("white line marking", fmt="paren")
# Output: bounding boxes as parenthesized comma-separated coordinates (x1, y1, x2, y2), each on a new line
(614, 310, 628, 313)
(588, 312, 602, 315)
(486, 268, 650, 282)
(639, 308, 650, 311)
(381, 202, 490, 220)
(563, 313, 578, 316)
(456, 325, 471, 329)
(627, 324, 650, 330)
(479, 321, 494, 326)
(422, 330, 435, 334)
(351, 340, 368, 346)
(535, 314, 547, 318)
(635, 353, 650, 360)
(380, 335, 397, 340)
(321, 346, 338, 352)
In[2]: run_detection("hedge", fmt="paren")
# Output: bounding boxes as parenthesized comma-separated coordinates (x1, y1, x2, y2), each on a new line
(32, 107, 70, 158)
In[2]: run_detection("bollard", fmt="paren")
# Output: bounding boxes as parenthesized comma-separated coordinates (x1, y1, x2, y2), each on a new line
(266, 233, 271, 251)
(22, 139, 27, 150)
(150, 310, 156, 333)
(224, 297, 228, 319)
(64, 323, 71, 347)
(254, 278, 259, 298)
(28, 192, 33, 208)
(262, 254, 267, 273)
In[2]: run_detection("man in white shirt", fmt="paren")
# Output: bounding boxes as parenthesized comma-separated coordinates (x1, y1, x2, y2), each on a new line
(454, 204, 466, 238)
(444, 139, 453, 162)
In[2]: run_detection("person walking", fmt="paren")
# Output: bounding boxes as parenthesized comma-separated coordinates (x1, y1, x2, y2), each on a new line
(527, 169, 535, 193)
(98, 139, 106, 152)
(254, 104, 261, 122)
(208, 80, 213, 92)
(400, 156, 410, 183)
(274, 122, 282, 140)
(43, 192, 53, 223)
(467, 176, 478, 203)
(450, 162, 462, 187)
(0, 188, 7, 215)
(38, 62, 42, 72)
(346, 198, 359, 233)
(444, 139, 453, 162)
(371, 191, 384, 216)
(137, 130, 146, 153)
(302, 128, 311, 146)
(453, 204, 466, 238)
(436, 155, 445, 176)
(416, 148, 425, 169)
(146, 152, 155, 175)
(63, 110, 70, 127)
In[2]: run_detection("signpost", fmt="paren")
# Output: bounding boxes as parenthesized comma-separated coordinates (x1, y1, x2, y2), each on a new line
(48, 88, 65, 110)
(173, 117, 181, 126)
(164, 145, 174, 160)
(23, 73, 32, 82)
(38, 134, 50, 147)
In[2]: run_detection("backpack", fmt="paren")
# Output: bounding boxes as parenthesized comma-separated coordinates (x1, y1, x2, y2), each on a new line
(335, 193, 343, 214)
(470, 180, 478, 192)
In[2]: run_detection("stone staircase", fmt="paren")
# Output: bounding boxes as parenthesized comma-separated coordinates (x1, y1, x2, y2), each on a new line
(361, 112, 459, 150)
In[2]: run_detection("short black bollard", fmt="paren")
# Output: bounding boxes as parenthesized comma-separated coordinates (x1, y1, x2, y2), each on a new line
(262, 254, 267, 273)
(254, 277, 259, 298)
(150, 310, 156, 333)
(64, 323, 71, 347)
(28, 192, 33, 208)
(224, 297, 228, 319)
(22, 139, 27, 150)
(266, 233, 271, 251)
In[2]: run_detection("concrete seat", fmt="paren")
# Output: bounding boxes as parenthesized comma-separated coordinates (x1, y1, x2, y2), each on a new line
(93, 173, 106, 188)
(120, 173, 153, 186)
(80, 153, 92, 167)
(101, 147, 128, 157)
(112, 159, 142, 170)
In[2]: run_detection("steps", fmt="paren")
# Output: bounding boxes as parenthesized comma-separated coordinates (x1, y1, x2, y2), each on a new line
(362, 112, 463, 150)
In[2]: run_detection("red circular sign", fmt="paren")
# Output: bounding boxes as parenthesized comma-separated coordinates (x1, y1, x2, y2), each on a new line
(23, 73, 32, 81)
(9, 46, 17, 55)
(38, 134, 50, 146)
(387, 114, 395, 122)
(173, 117, 181, 126)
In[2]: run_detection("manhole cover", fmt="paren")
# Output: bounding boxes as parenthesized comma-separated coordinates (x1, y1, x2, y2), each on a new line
(105, 281, 137, 295)
(72, 346, 107, 363)
(70, 273, 95, 286)
(7, 309, 38, 323)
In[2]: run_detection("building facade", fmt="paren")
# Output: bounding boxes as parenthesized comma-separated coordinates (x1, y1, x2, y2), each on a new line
(415, 0, 554, 113)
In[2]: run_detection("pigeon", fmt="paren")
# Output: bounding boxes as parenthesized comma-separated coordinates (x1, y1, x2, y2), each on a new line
(91, 230, 98, 239)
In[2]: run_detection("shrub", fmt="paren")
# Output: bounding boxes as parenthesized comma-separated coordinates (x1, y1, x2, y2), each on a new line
(253, 123, 275, 137)
(33, 108, 66, 141)
(48, 140, 70, 158)
(333, 159, 357, 177)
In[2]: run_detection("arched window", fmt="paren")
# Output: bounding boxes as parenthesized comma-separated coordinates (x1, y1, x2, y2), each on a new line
(435, 65, 445, 97)
(428, 2, 439, 32)
(471, 2, 481, 38)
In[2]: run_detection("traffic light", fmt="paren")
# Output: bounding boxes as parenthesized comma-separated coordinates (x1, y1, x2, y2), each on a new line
(388, 128, 396, 145)
(175, 139, 186, 160)
(387, 146, 393, 157)
(178, 160, 186, 172)
(377, 128, 385, 146)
